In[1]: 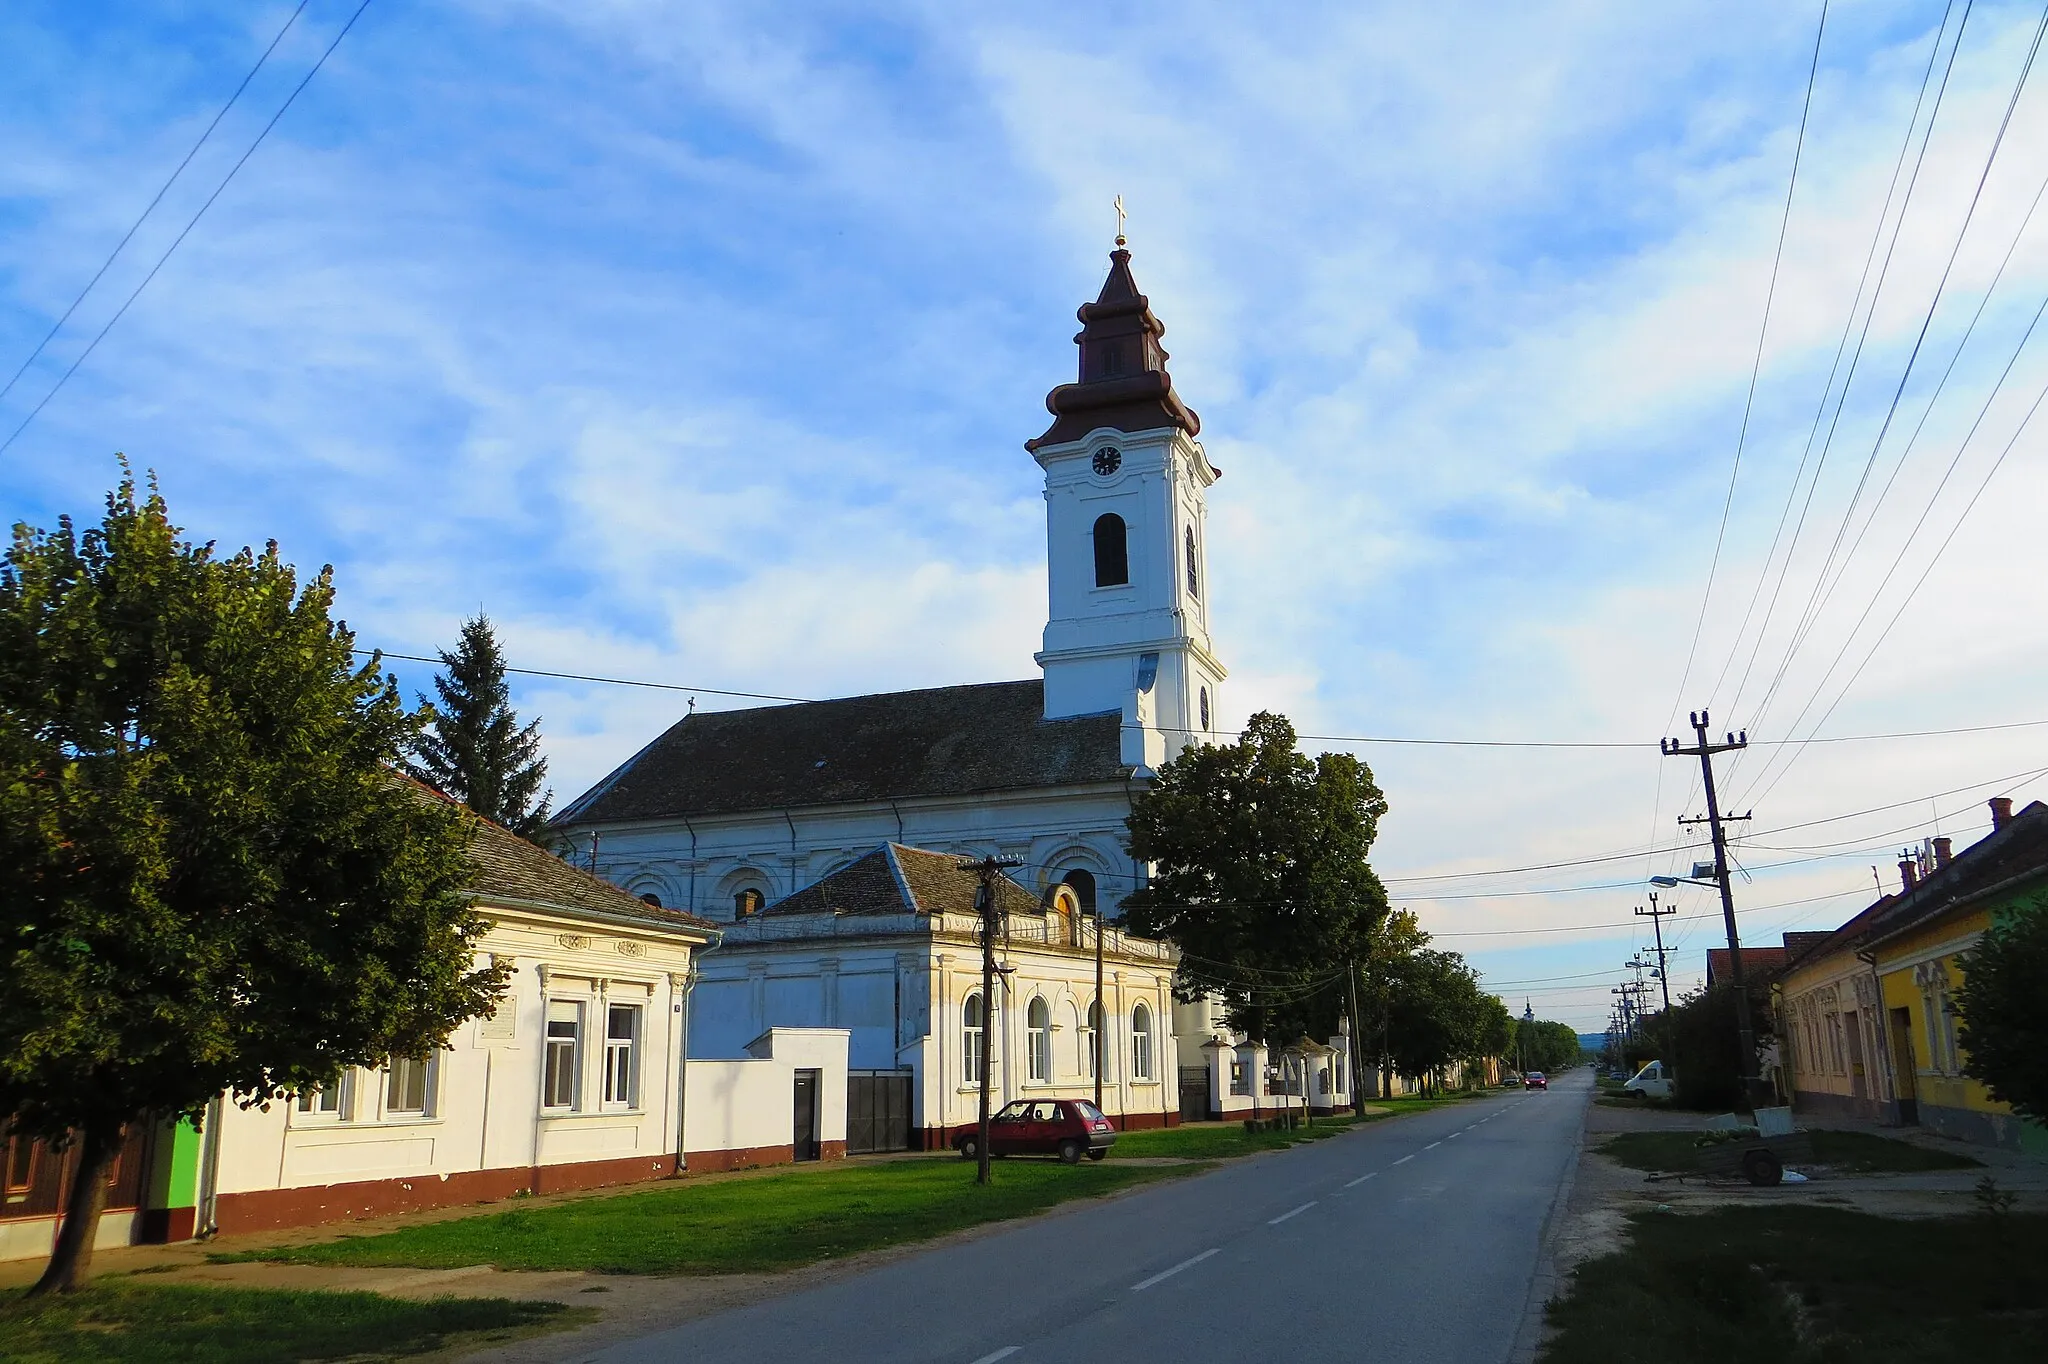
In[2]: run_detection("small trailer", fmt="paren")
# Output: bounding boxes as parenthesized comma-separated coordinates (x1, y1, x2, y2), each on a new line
(1694, 1129, 1814, 1186)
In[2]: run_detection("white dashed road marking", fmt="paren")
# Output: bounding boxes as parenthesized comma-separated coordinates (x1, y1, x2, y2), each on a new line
(967, 1349, 1021, 1364)
(1425, 1141, 1441, 1150)
(1344, 1172, 1377, 1188)
(1392, 1154, 1414, 1165)
(1130, 1248, 1220, 1292)
(1269, 1202, 1316, 1225)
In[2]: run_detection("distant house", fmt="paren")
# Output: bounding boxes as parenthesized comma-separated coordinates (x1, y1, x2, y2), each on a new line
(690, 844, 1183, 1151)
(1774, 797, 2048, 1154)
(2, 789, 850, 1262)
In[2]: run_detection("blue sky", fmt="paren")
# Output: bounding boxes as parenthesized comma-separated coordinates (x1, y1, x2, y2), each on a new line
(8, 1, 2048, 1029)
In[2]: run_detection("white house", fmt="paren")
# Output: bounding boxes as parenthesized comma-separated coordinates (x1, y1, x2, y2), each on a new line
(691, 844, 1184, 1149)
(2, 791, 850, 1261)
(550, 243, 1227, 935)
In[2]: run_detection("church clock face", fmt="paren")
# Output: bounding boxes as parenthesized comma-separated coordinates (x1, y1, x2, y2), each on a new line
(1092, 447, 1122, 477)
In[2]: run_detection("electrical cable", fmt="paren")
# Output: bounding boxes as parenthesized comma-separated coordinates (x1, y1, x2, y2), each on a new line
(0, 2, 311, 406)
(0, 0, 376, 459)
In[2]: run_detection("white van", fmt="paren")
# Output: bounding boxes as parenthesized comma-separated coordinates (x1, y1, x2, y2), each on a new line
(1622, 1060, 1672, 1100)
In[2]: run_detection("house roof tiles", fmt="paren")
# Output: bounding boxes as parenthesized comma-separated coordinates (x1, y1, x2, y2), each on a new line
(552, 679, 1127, 825)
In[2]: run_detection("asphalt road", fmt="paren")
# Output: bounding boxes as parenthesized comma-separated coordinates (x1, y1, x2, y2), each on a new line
(592, 1070, 1589, 1364)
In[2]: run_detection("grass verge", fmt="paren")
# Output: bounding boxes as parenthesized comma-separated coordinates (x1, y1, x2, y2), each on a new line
(1598, 1128, 1981, 1175)
(1542, 1205, 2048, 1363)
(0, 1281, 581, 1363)
(218, 1157, 1196, 1276)
(1111, 1114, 1361, 1159)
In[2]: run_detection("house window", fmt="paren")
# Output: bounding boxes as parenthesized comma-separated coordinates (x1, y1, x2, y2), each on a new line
(604, 1004, 642, 1108)
(5, 1132, 35, 1193)
(295, 1074, 349, 1119)
(385, 1056, 432, 1117)
(1918, 963, 1959, 1075)
(1132, 1002, 1154, 1080)
(1093, 514, 1129, 587)
(1185, 526, 1199, 598)
(1027, 997, 1051, 1082)
(545, 999, 583, 1109)
(1085, 1000, 1103, 1080)
(963, 992, 989, 1084)
(733, 888, 766, 919)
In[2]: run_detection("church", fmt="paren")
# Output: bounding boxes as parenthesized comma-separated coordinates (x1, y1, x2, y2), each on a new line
(552, 240, 1228, 924)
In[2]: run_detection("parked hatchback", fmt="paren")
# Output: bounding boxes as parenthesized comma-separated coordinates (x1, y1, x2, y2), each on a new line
(1523, 1072, 1547, 1090)
(954, 1099, 1117, 1164)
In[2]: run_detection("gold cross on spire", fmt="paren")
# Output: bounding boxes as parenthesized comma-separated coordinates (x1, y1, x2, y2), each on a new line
(1113, 194, 1127, 247)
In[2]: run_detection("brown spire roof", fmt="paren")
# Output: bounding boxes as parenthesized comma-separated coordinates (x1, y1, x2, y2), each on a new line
(1027, 247, 1202, 452)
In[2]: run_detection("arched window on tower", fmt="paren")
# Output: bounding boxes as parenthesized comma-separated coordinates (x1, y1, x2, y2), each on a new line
(1186, 526, 1200, 599)
(1093, 514, 1128, 587)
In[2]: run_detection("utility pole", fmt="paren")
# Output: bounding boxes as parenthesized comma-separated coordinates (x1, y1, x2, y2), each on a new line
(961, 854, 1022, 1186)
(1635, 893, 1675, 1015)
(1347, 960, 1366, 1113)
(1662, 710, 1766, 1110)
(1093, 895, 1106, 1115)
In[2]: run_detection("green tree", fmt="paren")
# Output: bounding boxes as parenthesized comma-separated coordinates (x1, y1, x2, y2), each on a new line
(1361, 909, 1429, 1098)
(1123, 713, 1389, 1042)
(1384, 948, 1491, 1090)
(1957, 892, 2048, 1123)
(0, 471, 508, 1294)
(406, 614, 552, 839)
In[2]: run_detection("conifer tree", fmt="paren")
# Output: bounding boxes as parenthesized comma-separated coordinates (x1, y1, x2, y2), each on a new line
(407, 615, 552, 839)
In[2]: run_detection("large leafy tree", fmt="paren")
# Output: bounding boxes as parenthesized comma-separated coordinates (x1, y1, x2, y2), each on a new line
(1123, 712, 1389, 1042)
(406, 614, 551, 839)
(0, 471, 507, 1294)
(1957, 893, 2048, 1123)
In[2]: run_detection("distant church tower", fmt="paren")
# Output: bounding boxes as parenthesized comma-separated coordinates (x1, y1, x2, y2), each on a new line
(1028, 242, 1226, 772)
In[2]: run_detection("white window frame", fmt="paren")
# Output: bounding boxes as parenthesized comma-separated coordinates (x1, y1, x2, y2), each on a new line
(1083, 1000, 1102, 1081)
(544, 998, 585, 1111)
(382, 1054, 435, 1119)
(1132, 1003, 1154, 1080)
(1026, 997, 1051, 1083)
(293, 1072, 353, 1123)
(963, 992, 988, 1086)
(602, 1002, 642, 1110)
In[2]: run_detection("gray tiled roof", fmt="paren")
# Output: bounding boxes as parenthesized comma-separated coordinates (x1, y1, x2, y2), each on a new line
(553, 679, 1127, 825)
(403, 777, 717, 935)
(762, 844, 1044, 918)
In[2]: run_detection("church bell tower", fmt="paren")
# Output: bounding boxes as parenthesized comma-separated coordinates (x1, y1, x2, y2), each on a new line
(1029, 241, 1227, 772)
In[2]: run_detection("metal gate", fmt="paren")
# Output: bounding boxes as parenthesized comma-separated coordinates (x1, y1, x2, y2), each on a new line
(1179, 1066, 1210, 1121)
(793, 1069, 821, 1161)
(846, 1071, 913, 1153)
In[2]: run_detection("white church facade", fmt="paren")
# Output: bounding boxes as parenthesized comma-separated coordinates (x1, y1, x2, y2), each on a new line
(553, 242, 1225, 930)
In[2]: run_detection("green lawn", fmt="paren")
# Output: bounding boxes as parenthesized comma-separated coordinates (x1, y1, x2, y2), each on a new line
(221, 1157, 1195, 1276)
(1599, 1128, 1982, 1175)
(0, 1281, 580, 1363)
(1111, 1114, 1362, 1159)
(1542, 1206, 2048, 1363)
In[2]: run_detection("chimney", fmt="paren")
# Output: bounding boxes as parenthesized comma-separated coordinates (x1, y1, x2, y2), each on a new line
(1933, 836, 1953, 869)
(1899, 856, 1919, 893)
(1991, 796, 2014, 830)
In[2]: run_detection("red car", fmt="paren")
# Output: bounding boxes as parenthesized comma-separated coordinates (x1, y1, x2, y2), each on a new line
(955, 1099, 1117, 1164)
(1524, 1072, 1547, 1090)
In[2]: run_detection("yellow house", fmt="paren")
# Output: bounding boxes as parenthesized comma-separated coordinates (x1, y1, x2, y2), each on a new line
(1853, 797, 2047, 1155)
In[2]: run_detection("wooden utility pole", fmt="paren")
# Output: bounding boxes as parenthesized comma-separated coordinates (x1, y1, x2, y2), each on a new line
(1093, 897, 1106, 1115)
(961, 854, 1021, 1186)
(1662, 709, 1764, 1109)
(1635, 893, 1675, 1015)
(1347, 960, 1366, 1114)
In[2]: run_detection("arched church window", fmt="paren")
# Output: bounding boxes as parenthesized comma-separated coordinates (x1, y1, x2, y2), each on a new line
(1093, 514, 1128, 587)
(963, 992, 989, 1084)
(1199, 687, 1211, 732)
(1027, 997, 1051, 1082)
(639, 891, 663, 908)
(1186, 526, 1200, 598)
(733, 887, 765, 919)
(1060, 868, 1097, 915)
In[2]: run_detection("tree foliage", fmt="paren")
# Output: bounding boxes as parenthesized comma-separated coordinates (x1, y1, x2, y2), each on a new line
(1509, 1017, 1583, 1074)
(406, 614, 552, 839)
(1957, 893, 2048, 1123)
(1122, 713, 1389, 1041)
(1637, 982, 1774, 1110)
(0, 471, 508, 1292)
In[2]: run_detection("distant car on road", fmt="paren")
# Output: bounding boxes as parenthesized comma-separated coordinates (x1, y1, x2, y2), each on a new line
(1523, 1072, 1547, 1090)
(954, 1098, 1117, 1164)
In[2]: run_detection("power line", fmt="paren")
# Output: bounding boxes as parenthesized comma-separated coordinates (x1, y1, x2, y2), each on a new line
(1661, 0, 1830, 737)
(0, 0, 376, 459)
(0, 3, 311, 406)
(362, 649, 814, 704)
